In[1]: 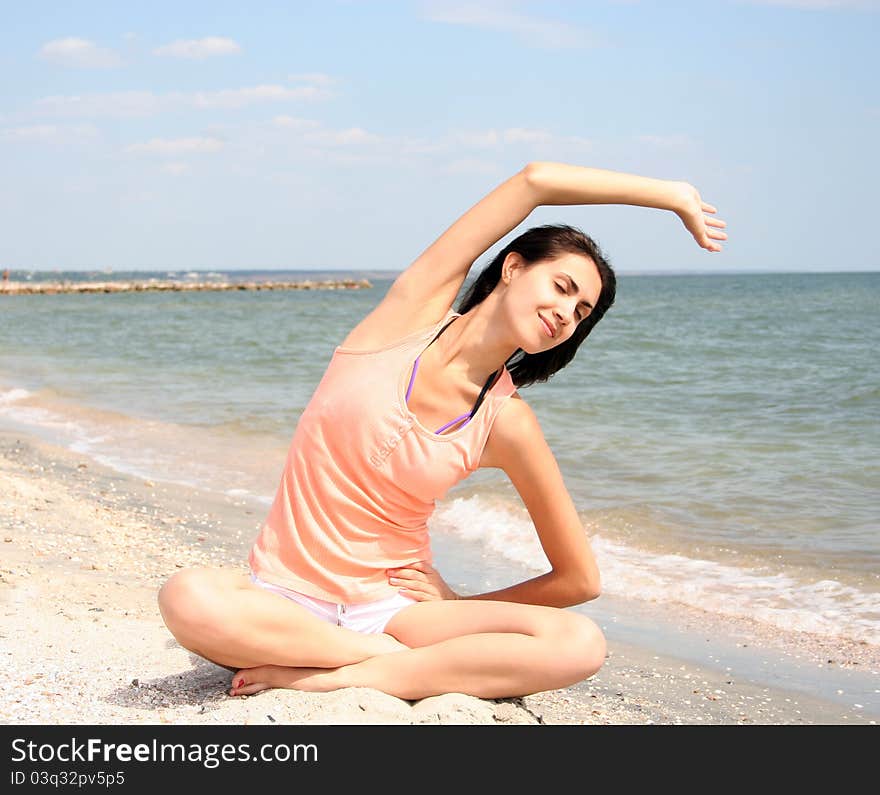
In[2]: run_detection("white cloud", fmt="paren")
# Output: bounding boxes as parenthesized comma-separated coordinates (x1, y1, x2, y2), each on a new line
(33, 83, 327, 118)
(503, 127, 553, 144)
(125, 137, 225, 155)
(38, 37, 123, 68)
(288, 72, 337, 85)
(192, 84, 322, 109)
(34, 91, 167, 118)
(421, 0, 597, 49)
(272, 117, 386, 148)
(273, 115, 322, 131)
(154, 37, 242, 59)
(0, 123, 99, 143)
(307, 127, 385, 146)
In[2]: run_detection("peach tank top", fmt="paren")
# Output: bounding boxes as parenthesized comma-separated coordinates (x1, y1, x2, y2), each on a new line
(248, 309, 517, 604)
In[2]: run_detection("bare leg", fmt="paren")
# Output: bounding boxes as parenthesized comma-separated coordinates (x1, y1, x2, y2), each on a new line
(230, 600, 606, 699)
(158, 567, 406, 670)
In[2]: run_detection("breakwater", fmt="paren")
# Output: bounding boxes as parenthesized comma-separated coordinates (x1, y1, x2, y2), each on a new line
(0, 278, 372, 295)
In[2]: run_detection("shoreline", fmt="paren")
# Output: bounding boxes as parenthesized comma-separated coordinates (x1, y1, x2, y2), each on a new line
(1, 424, 877, 725)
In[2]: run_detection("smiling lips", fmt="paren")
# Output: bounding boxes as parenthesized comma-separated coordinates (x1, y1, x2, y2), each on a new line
(539, 314, 555, 338)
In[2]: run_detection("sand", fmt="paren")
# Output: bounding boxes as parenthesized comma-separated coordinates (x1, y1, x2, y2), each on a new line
(1, 426, 877, 725)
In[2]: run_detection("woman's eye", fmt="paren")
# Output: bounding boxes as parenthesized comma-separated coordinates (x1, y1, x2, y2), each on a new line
(556, 283, 583, 321)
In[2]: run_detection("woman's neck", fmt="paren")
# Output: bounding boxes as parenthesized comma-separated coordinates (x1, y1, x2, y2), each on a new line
(430, 302, 517, 387)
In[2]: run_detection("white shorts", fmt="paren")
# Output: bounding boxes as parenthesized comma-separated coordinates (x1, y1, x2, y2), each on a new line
(249, 572, 417, 635)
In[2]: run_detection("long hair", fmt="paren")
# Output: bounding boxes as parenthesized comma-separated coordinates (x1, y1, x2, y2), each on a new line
(456, 224, 616, 388)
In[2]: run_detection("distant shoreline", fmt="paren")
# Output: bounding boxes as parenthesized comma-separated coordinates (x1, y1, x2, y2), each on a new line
(2, 269, 876, 280)
(0, 278, 373, 295)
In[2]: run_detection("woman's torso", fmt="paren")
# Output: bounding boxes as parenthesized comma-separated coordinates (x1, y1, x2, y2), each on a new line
(248, 308, 517, 603)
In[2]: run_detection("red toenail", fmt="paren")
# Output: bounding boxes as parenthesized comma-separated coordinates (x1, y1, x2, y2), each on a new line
(237, 678, 244, 687)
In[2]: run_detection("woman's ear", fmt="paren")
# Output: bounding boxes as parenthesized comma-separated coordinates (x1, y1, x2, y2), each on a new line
(502, 252, 524, 285)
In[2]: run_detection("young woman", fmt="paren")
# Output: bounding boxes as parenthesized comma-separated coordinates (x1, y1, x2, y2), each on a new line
(158, 161, 726, 701)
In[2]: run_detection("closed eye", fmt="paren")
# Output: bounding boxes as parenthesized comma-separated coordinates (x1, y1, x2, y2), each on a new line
(556, 282, 584, 322)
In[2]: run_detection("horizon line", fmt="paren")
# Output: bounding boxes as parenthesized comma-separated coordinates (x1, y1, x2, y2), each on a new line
(5, 268, 878, 277)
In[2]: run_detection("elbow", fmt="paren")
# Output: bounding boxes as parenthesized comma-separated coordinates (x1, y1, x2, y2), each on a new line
(559, 570, 600, 606)
(522, 161, 548, 205)
(589, 569, 602, 601)
(577, 582, 601, 605)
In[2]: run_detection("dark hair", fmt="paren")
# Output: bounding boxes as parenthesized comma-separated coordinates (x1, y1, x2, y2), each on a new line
(456, 224, 616, 389)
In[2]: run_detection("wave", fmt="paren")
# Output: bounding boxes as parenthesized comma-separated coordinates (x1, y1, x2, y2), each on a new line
(431, 494, 880, 646)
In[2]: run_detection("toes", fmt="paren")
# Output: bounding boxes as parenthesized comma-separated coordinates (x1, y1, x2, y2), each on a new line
(230, 670, 248, 690)
(229, 667, 269, 697)
(230, 681, 268, 697)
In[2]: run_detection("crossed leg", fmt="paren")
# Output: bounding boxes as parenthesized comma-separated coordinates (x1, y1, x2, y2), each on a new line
(232, 596, 607, 700)
(157, 567, 407, 671)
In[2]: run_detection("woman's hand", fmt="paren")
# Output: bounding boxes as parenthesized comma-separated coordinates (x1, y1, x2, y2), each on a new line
(386, 561, 460, 601)
(671, 181, 728, 252)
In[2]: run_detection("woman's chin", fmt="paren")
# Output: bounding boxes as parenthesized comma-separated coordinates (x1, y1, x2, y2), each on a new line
(519, 341, 546, 355)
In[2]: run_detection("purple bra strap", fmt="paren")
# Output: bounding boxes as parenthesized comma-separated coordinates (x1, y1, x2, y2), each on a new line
(406, 353, 481, 434)
(405, 355, 420, 403)
(434, 412, 472, 434)
(405, 317, 498, 435)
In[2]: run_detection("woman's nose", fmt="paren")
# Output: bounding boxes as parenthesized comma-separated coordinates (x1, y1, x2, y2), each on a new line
(553, 308, 572, 330)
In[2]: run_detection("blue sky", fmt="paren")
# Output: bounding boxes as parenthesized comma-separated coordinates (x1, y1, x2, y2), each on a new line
(1, 0, 878, 274)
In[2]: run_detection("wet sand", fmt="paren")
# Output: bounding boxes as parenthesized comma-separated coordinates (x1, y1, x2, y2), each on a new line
(1, 426, 877, 725)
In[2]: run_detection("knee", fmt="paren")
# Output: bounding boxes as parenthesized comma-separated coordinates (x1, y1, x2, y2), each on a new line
(157, 568, 219, 635)
(556, 613, 607, 683)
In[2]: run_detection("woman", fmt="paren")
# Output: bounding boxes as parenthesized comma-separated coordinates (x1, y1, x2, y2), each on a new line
(158, 161, 727, 700)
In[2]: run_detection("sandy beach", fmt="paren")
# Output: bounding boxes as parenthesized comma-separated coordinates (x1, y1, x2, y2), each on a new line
(1, 426, 877, 725)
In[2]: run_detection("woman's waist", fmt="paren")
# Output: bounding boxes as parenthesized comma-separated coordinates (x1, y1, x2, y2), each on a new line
(248, 546, 429, 603)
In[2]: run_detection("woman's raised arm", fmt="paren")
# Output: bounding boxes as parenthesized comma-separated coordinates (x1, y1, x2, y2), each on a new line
(525, 161, 727, 253)
(392, 165, 540, 315)
(392, 161, 726, 319)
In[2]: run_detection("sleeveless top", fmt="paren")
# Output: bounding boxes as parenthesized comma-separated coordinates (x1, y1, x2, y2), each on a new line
(248, 308, 517, 603)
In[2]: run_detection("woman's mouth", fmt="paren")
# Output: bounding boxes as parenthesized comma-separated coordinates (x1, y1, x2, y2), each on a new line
(539, 314, 554, 338)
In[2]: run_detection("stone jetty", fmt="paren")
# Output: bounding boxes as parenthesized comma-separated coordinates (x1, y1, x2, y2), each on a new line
(0, 278, 372, 295)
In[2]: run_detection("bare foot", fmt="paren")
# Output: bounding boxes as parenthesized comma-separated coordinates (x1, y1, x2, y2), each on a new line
(228, 634, 408, 696)
(229, 665, 341, 697)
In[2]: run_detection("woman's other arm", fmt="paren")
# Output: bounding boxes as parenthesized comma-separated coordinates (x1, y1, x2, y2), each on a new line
(387, 399, 600, 609)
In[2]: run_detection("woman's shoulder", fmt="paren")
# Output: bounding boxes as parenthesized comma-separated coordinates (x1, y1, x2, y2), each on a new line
(337, 289, 458, 354)
(476, 390, 533, 470)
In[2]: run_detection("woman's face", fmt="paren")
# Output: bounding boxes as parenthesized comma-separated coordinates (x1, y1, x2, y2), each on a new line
(503, 252, 602, 354)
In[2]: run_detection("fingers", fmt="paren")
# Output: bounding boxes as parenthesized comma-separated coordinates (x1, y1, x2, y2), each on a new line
(394, 581, 437, 600)
(702, 202, 717, 213)
(706, 217, 726, 228)
(387, 562, 445, 600)
(387, 567, 428, 582)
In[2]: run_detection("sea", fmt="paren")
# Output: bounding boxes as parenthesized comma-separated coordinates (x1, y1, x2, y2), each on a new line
(2, 268, 878, 647)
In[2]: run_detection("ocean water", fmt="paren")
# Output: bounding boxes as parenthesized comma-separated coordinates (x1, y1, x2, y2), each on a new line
(2, 269, 878, 645)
